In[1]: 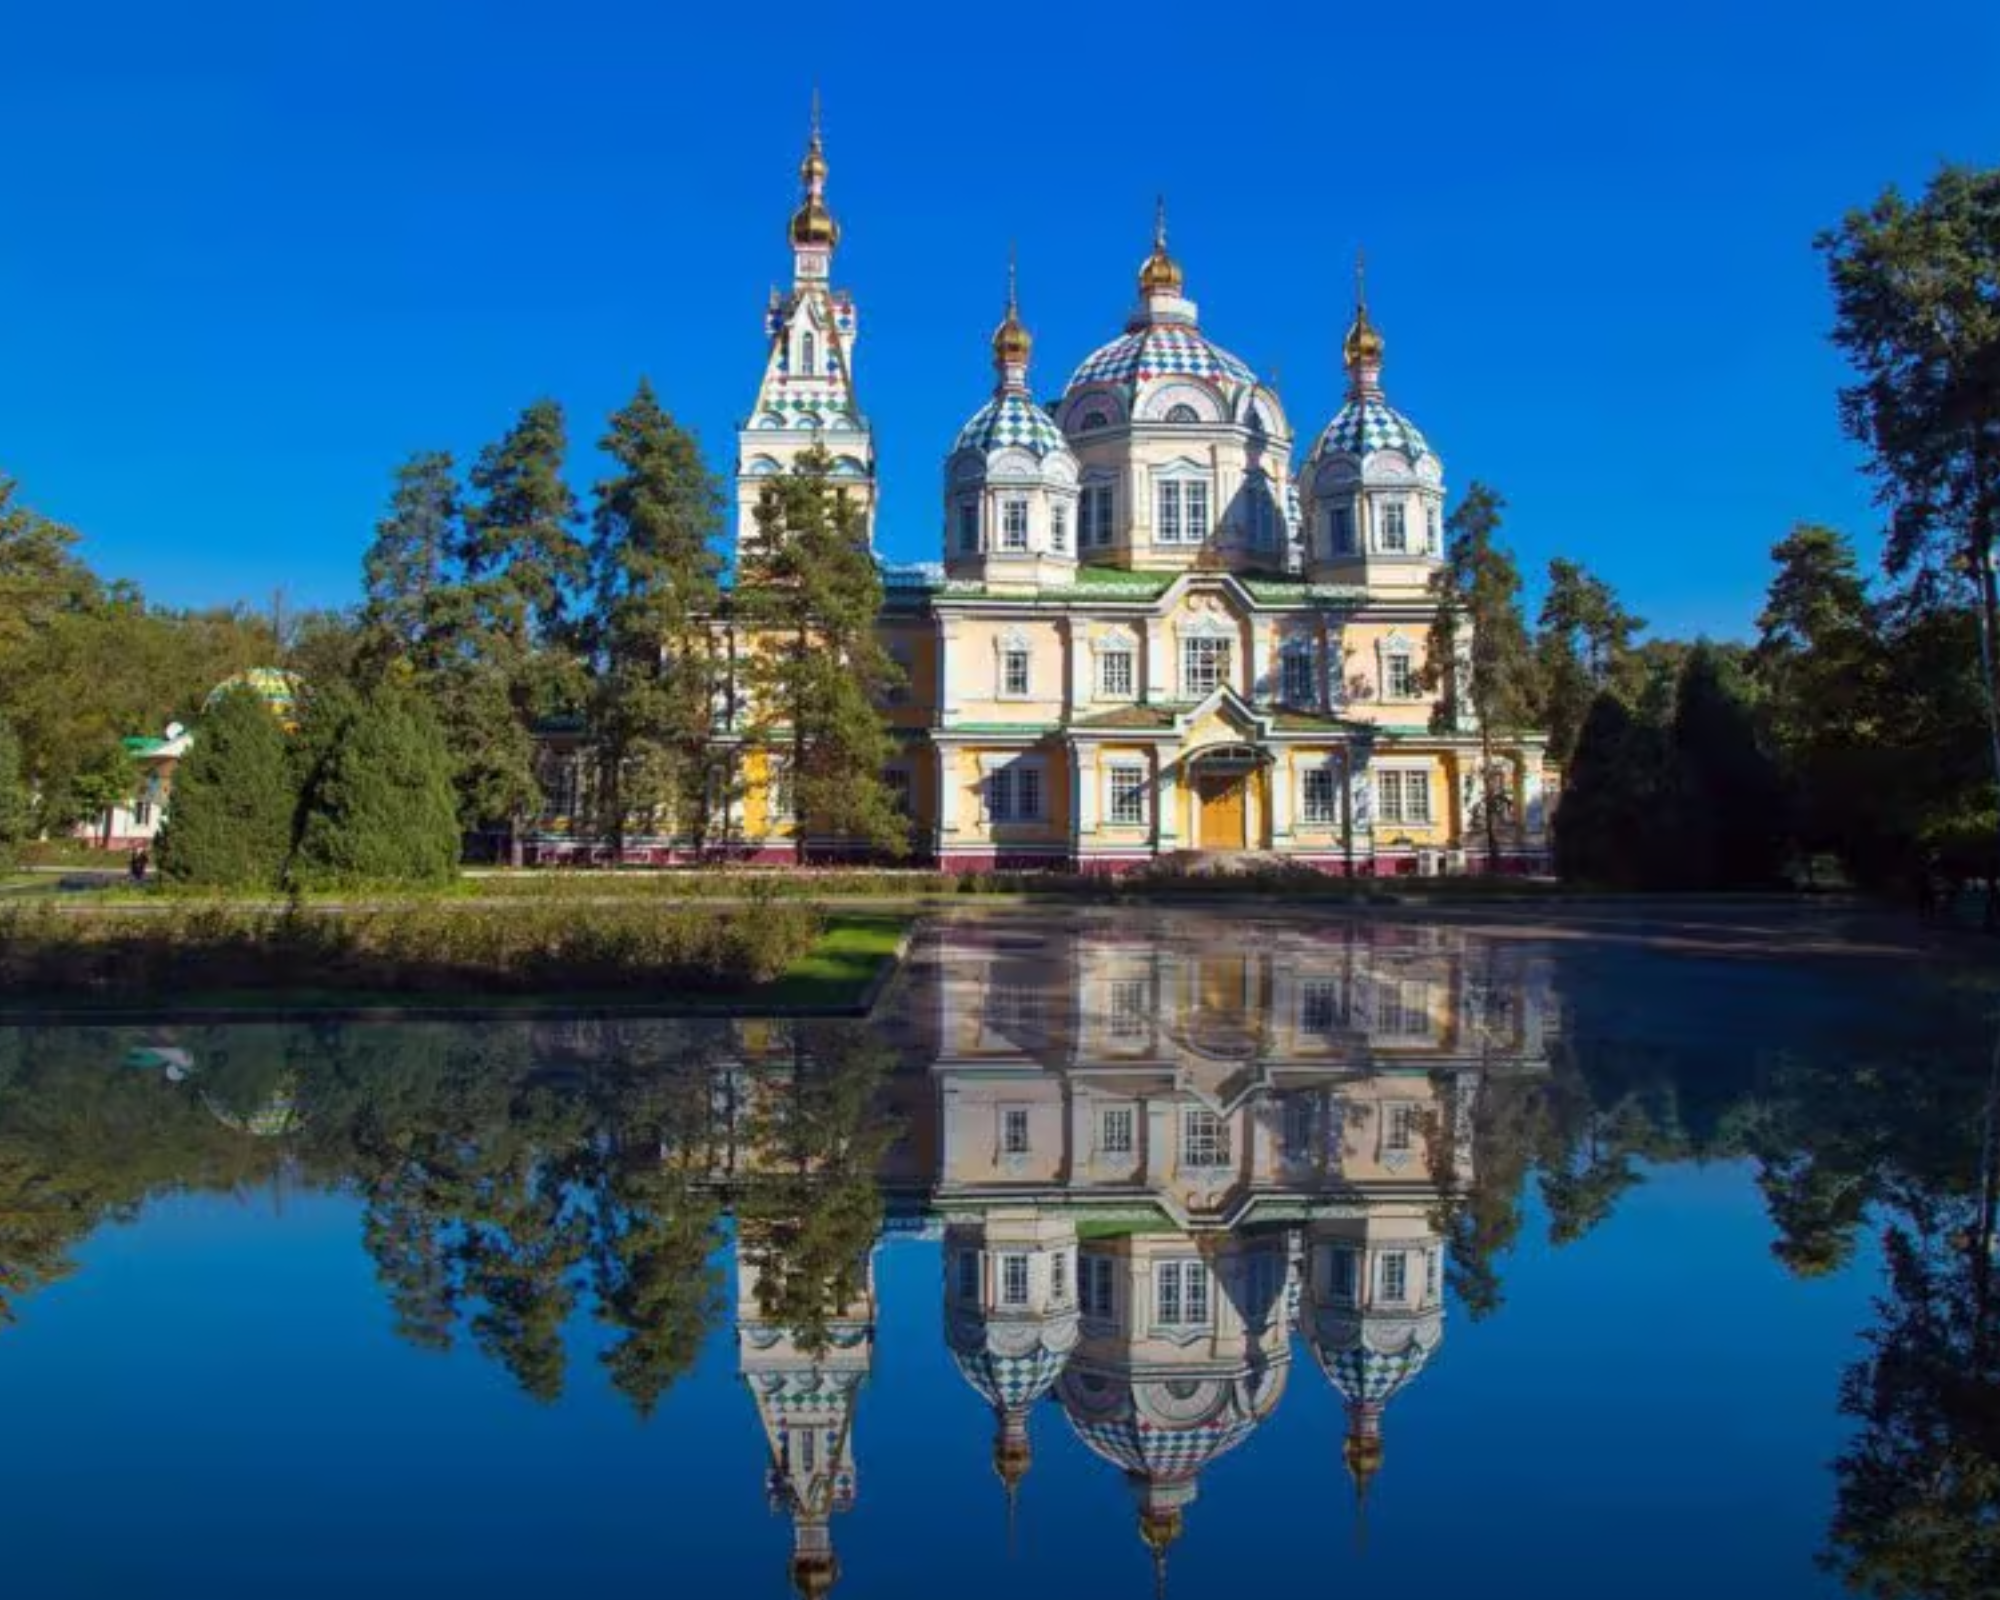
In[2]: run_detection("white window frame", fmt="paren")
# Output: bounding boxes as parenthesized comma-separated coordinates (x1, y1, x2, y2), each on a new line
(1002, 649, 1030, 698)
(1108, 982, 1149, 1040)
(1152, 464, 1209, 546)
(1426, 503, 1441, 554)
(1181, 1107, 1231, 1169)
(996, 628, 1032, 701)
(1180, 635, 1233, 700)
(1050, 1249, 1069, 1305)
(1385, 1102, 1418, 1152)
(1300, 765, 1339, 826)
(1380, 500, 1408, 553)
(1000, 1253, 1030, 1307)
(1299, 977, 1342, 1035)
(1000, 1106, 1031, 1157)
(983, 757, 1046, 823)
(1001, 497, 1030, 552)
(1107, 762, 1149, 827)
(1375, 767, 1433, 826)
(1379, 1250, 1410, 1304)
(1385, 652, 1418, 700)
(1154, 1259, 1212, 1329)
(1100, 1104, 1137, 1154)
(1051, 501, 1070, 553)
(1097, 640, 1135, 701)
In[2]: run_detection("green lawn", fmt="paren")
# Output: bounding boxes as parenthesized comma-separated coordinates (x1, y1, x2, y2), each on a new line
(0, 910, 914, 1021)
(752, 913, 911, 1010)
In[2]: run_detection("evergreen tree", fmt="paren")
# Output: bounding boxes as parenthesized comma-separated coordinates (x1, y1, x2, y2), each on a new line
(155, 685, 294, 888)
(1749, 525, 1884, 876)
(450, 401, 587, 863)
(359, 450, 459, 676)
(587, 380, 725, 857)
(1670, 643, 1789, 888)
(737, 447, 905, 861)
(1536, 557, 1644, 765)
(0, 713, 28, 862)
(1554, 692, 1667, 886)
(1426, 482, 1541, 870)
(291, 684, 462, 888)
(1820, 165, 2000, 872)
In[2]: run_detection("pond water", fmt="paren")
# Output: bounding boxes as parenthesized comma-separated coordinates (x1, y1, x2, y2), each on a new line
(1, 907, 1994, 1598)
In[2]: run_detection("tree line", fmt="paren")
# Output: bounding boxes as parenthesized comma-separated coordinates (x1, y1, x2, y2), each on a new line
(1431, 164, 2000, 898)
(0, 380, 905, 878)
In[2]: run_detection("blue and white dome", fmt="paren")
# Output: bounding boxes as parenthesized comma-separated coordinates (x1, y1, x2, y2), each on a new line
(948, 1304, 1080, 1411)
(1311, 395, 1433, 465)
(1309, 1308, 1443, 1406)
(953, 391, 1068, 459)
(1066, 324, 1257, 403)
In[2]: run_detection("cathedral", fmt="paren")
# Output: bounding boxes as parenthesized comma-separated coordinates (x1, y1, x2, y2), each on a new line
(725, 108, 1552, 874)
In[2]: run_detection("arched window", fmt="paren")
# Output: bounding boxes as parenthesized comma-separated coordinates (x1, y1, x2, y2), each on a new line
(1081, 410, 1110, 431)
(802, 332, 816, 375)
(1164, 403, 1201, 424)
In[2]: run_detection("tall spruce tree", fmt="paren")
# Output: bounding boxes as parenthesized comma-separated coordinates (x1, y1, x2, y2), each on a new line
(1536, 557, 1644, 765)
(359, 450, 459, 677)
(1820, 165, 2000, 872)
(587, 381, 725, 857)
(451, 401, 586, 864)
(1427, 482, 1541, 870)
(1749, 525, 1884, 876)
(292, 684, 462, 888)
(155, 685, 294, 888)
(737, 446, 905, 861)
(1670, 643, 1789, 888)
(1554, 693, 1667, 886)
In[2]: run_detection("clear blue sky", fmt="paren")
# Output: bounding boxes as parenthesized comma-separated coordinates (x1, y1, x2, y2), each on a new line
(2, 0, 1994, 640)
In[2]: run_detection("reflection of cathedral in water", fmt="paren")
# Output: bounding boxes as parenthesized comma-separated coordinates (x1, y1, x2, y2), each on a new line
(729, 916, 1556, 1594)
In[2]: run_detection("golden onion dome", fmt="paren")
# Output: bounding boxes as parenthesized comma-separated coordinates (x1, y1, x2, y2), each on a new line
(790, 195, 840, 248)
(993, 252, 1033, 367)
(790, 1552, 840, 1600)
(1343, 305, 1384, 368)
(790, 94, 838, 249)
(1138, 195, 1184, 297)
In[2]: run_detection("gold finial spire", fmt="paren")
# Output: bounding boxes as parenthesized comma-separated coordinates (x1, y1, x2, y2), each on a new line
(790, 92, 838, 249)
(1138, 193, 1184, 297)
(992, 242, 1032, 378)
(1344, 245, 1385, 375)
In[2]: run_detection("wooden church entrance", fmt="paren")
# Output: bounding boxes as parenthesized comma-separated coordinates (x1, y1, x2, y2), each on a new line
(1190, 746, 1262, 852)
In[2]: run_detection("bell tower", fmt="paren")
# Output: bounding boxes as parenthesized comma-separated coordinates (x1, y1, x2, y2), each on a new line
(734, 95, 878, 561)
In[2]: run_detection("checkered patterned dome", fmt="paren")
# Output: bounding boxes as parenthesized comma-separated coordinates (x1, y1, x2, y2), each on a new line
(1309, 1309, 1443, 1405)
(1067, 324, 1256, 400)
(1312, 396, 1432, 463)
(951, 1343, 1072, 1411)
(1065, 1406, 1260, 1480)
(954, 392, 1069, 459)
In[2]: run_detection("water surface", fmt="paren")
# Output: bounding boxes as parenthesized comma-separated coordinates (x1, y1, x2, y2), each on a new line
(2, 907, 1993, 1598)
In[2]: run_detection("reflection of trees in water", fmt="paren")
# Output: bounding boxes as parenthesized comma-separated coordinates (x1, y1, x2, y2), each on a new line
(733, 1025, 899, 1357)
(6, 955, 2000, 1594)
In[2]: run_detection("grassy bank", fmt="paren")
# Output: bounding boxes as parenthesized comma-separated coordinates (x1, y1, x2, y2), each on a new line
(0, 900, 910, 1016)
